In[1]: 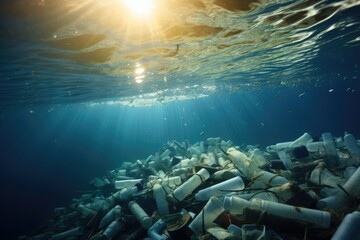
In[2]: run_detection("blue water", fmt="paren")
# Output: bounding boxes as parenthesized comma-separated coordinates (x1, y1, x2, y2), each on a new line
(1, 0, 360, 239)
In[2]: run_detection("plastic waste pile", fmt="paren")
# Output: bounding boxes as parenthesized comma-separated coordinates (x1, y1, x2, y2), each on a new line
(21, 132, 360, 240)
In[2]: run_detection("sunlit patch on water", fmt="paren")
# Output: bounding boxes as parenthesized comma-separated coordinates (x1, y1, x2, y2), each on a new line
(0, 0, 359, 106)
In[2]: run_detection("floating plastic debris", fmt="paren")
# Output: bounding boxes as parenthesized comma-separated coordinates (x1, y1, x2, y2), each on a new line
(20, 133, 360, 240)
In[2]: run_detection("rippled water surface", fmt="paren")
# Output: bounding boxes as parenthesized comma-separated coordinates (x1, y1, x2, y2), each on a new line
(0, 0, 359, 106)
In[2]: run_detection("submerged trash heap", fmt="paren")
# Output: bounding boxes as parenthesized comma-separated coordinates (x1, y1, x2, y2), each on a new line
(23, 132, 360, 240)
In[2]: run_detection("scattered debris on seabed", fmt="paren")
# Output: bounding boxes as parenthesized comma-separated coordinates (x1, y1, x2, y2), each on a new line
(21, 132, 360, 240)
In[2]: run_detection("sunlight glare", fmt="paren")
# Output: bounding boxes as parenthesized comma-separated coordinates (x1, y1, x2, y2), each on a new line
(123, 0, 155, 16)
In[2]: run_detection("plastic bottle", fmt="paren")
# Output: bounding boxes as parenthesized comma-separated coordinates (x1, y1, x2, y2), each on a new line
(153, 183, 169, 216)
(251, 198, 330, 228)
(277, 150, 293, 170)
(344, 166, 357, 180)
(223, 196, 257, 215)
(99, 205, 122, 229)
(248, 171, 289, 189)
(289, 132, 313, 148)
(160, 149, 172, 159)
(201, 153, 217, 166)
(119, 185, 140, 200)
(188, 197, 225, 236)
(195, 176, 245, 201)
(103, 218, 125, 239)
(172, 168, 210, 201)
(114, 179, 143, 189)
(331, 211, 360, 240)
(77, 204, 97, 218)
(344, 133, 360, 162)
(128, 201, 153, 229)
(213, 168, 246, 180)
(148, 219, 167, 240)
(249, 148, 269, 168)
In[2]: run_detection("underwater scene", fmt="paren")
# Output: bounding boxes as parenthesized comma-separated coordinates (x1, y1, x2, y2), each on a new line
(1, 0, 360, 239)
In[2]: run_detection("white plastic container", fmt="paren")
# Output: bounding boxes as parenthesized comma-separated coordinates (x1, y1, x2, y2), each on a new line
(128, 201, 153, 229)
(114, 179, 143, 189)
(172, 168, 210, 201)
(153, 183, 169, 216)
(188, 197, 225, 236)
(99, 205, 122, 229)
(251, 198, 331, 228)
(195, 176, 245, 201)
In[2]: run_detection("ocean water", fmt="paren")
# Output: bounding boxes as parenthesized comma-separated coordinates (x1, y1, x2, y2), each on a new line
(0, 0, 359, 239)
